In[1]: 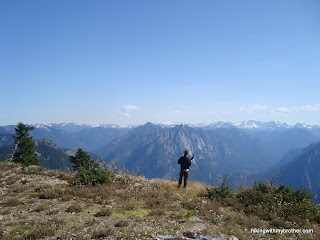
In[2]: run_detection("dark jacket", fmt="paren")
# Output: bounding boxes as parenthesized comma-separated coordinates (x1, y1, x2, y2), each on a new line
(178, 155, 192, 171)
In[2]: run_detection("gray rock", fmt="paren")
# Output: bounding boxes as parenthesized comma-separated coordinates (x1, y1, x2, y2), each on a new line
(190, 222, 206, 232)
(188, 217, 203, 222)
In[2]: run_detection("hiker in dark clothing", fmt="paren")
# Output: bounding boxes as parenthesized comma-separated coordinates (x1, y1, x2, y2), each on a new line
(178, 150, 194, 188)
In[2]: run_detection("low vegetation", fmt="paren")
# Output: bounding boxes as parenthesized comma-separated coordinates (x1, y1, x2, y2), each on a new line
(206, 174, 232, 200)
(70, 148, 110, 185)
(236, 180, 318, 223)
(0, 161, 319, 239)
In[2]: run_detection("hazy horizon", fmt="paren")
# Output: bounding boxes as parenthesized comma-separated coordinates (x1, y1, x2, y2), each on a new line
(1, 119, 319, 128)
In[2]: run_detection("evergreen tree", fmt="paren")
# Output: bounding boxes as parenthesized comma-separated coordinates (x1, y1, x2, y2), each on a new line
(13, 122, 39, 166)
(69, 148, 94, 171)
(0, 155, 2, 162)
(69, 148, 109, 185)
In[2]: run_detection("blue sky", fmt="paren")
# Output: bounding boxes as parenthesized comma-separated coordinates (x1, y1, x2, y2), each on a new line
(1, 1, 320, 126)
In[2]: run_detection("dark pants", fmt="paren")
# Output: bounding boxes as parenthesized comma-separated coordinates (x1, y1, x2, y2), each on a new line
(178, 170, 189, 188)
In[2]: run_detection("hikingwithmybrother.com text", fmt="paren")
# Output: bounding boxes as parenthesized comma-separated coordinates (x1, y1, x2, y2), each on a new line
(250, 228, 313, 234)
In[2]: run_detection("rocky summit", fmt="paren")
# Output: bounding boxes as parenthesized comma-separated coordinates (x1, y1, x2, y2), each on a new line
(0, 162, 319, 239)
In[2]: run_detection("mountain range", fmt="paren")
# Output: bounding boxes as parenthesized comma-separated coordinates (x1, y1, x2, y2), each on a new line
(277, 141, 320, 197)
(96, 123, 272, 183)
(0, 138, 106, 172)
(0, 139, 72, 171)
(0, 123, 130, 152)
(95, 123, 319, 187)
(0, 121, 319, 194)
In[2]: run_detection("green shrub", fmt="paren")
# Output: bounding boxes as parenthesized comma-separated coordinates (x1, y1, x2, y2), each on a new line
(70, 148, 110, 185)
(276, 185, 312, 203)
(207, 175, 231, 200)
(77, 165, 109, 185)
(236, 180, 319, 224)
(253, 180, 273, 193)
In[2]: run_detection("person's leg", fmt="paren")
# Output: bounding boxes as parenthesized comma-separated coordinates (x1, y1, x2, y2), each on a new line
(178, 171, 183, 187)
(184, 171, 189, 188)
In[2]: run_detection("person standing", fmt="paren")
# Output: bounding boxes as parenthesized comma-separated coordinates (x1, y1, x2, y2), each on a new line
(178, 150, 194, 188)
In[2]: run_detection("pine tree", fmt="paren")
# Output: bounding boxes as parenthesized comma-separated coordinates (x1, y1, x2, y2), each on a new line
(13, 122, 39, 166)
(69, 148, 109, 185)
(69, 148, 94, 171)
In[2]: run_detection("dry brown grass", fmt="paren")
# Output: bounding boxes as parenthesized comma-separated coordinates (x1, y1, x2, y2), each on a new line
(91, 226, 114, 238)
(94, 208, 112, 217)
(33, 182, 52, 192)
(41, 170, 74, 183)
(57, 171, 74, 182)
(47, 209, 60, 215)
(149, 208, 165, 216)
(0, 197, 24, 207)
(0, 162, 19, 171)
(72, 183, 116, 201)
(23, 165, 45, 175)
(0, 208, 11, 215)
(11, 185, 29, 194)
(199, 199, 222, 216)
(115, 220, 129, 227)
(24, 225, 54, 239)
(1, 162, 319, 240)
(181, 199, 199, 211)
(66, 203, 83, 213)
(33, 204, 48, 212)
(123, 200, 137, 210)
(41, 169, 59, 177)
(38, 189, 62, 199)
(145, 198, 164, 209)
(5, 176, 21, 185)
(0, 225, 4, 239)
(161, 179, 208, 203)
(37, 186, 74, 201)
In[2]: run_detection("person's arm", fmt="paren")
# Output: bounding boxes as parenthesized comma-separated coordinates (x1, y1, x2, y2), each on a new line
(189, 155, 194, 167)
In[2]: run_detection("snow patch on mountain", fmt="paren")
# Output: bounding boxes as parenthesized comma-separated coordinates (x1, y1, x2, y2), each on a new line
(33, 124, 51, 132)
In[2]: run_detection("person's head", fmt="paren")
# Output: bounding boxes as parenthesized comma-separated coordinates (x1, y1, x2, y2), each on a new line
(184, 150, 189, 156)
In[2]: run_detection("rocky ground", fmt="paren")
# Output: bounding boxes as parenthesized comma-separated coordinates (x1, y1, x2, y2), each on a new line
(0, 162, 319, 240)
